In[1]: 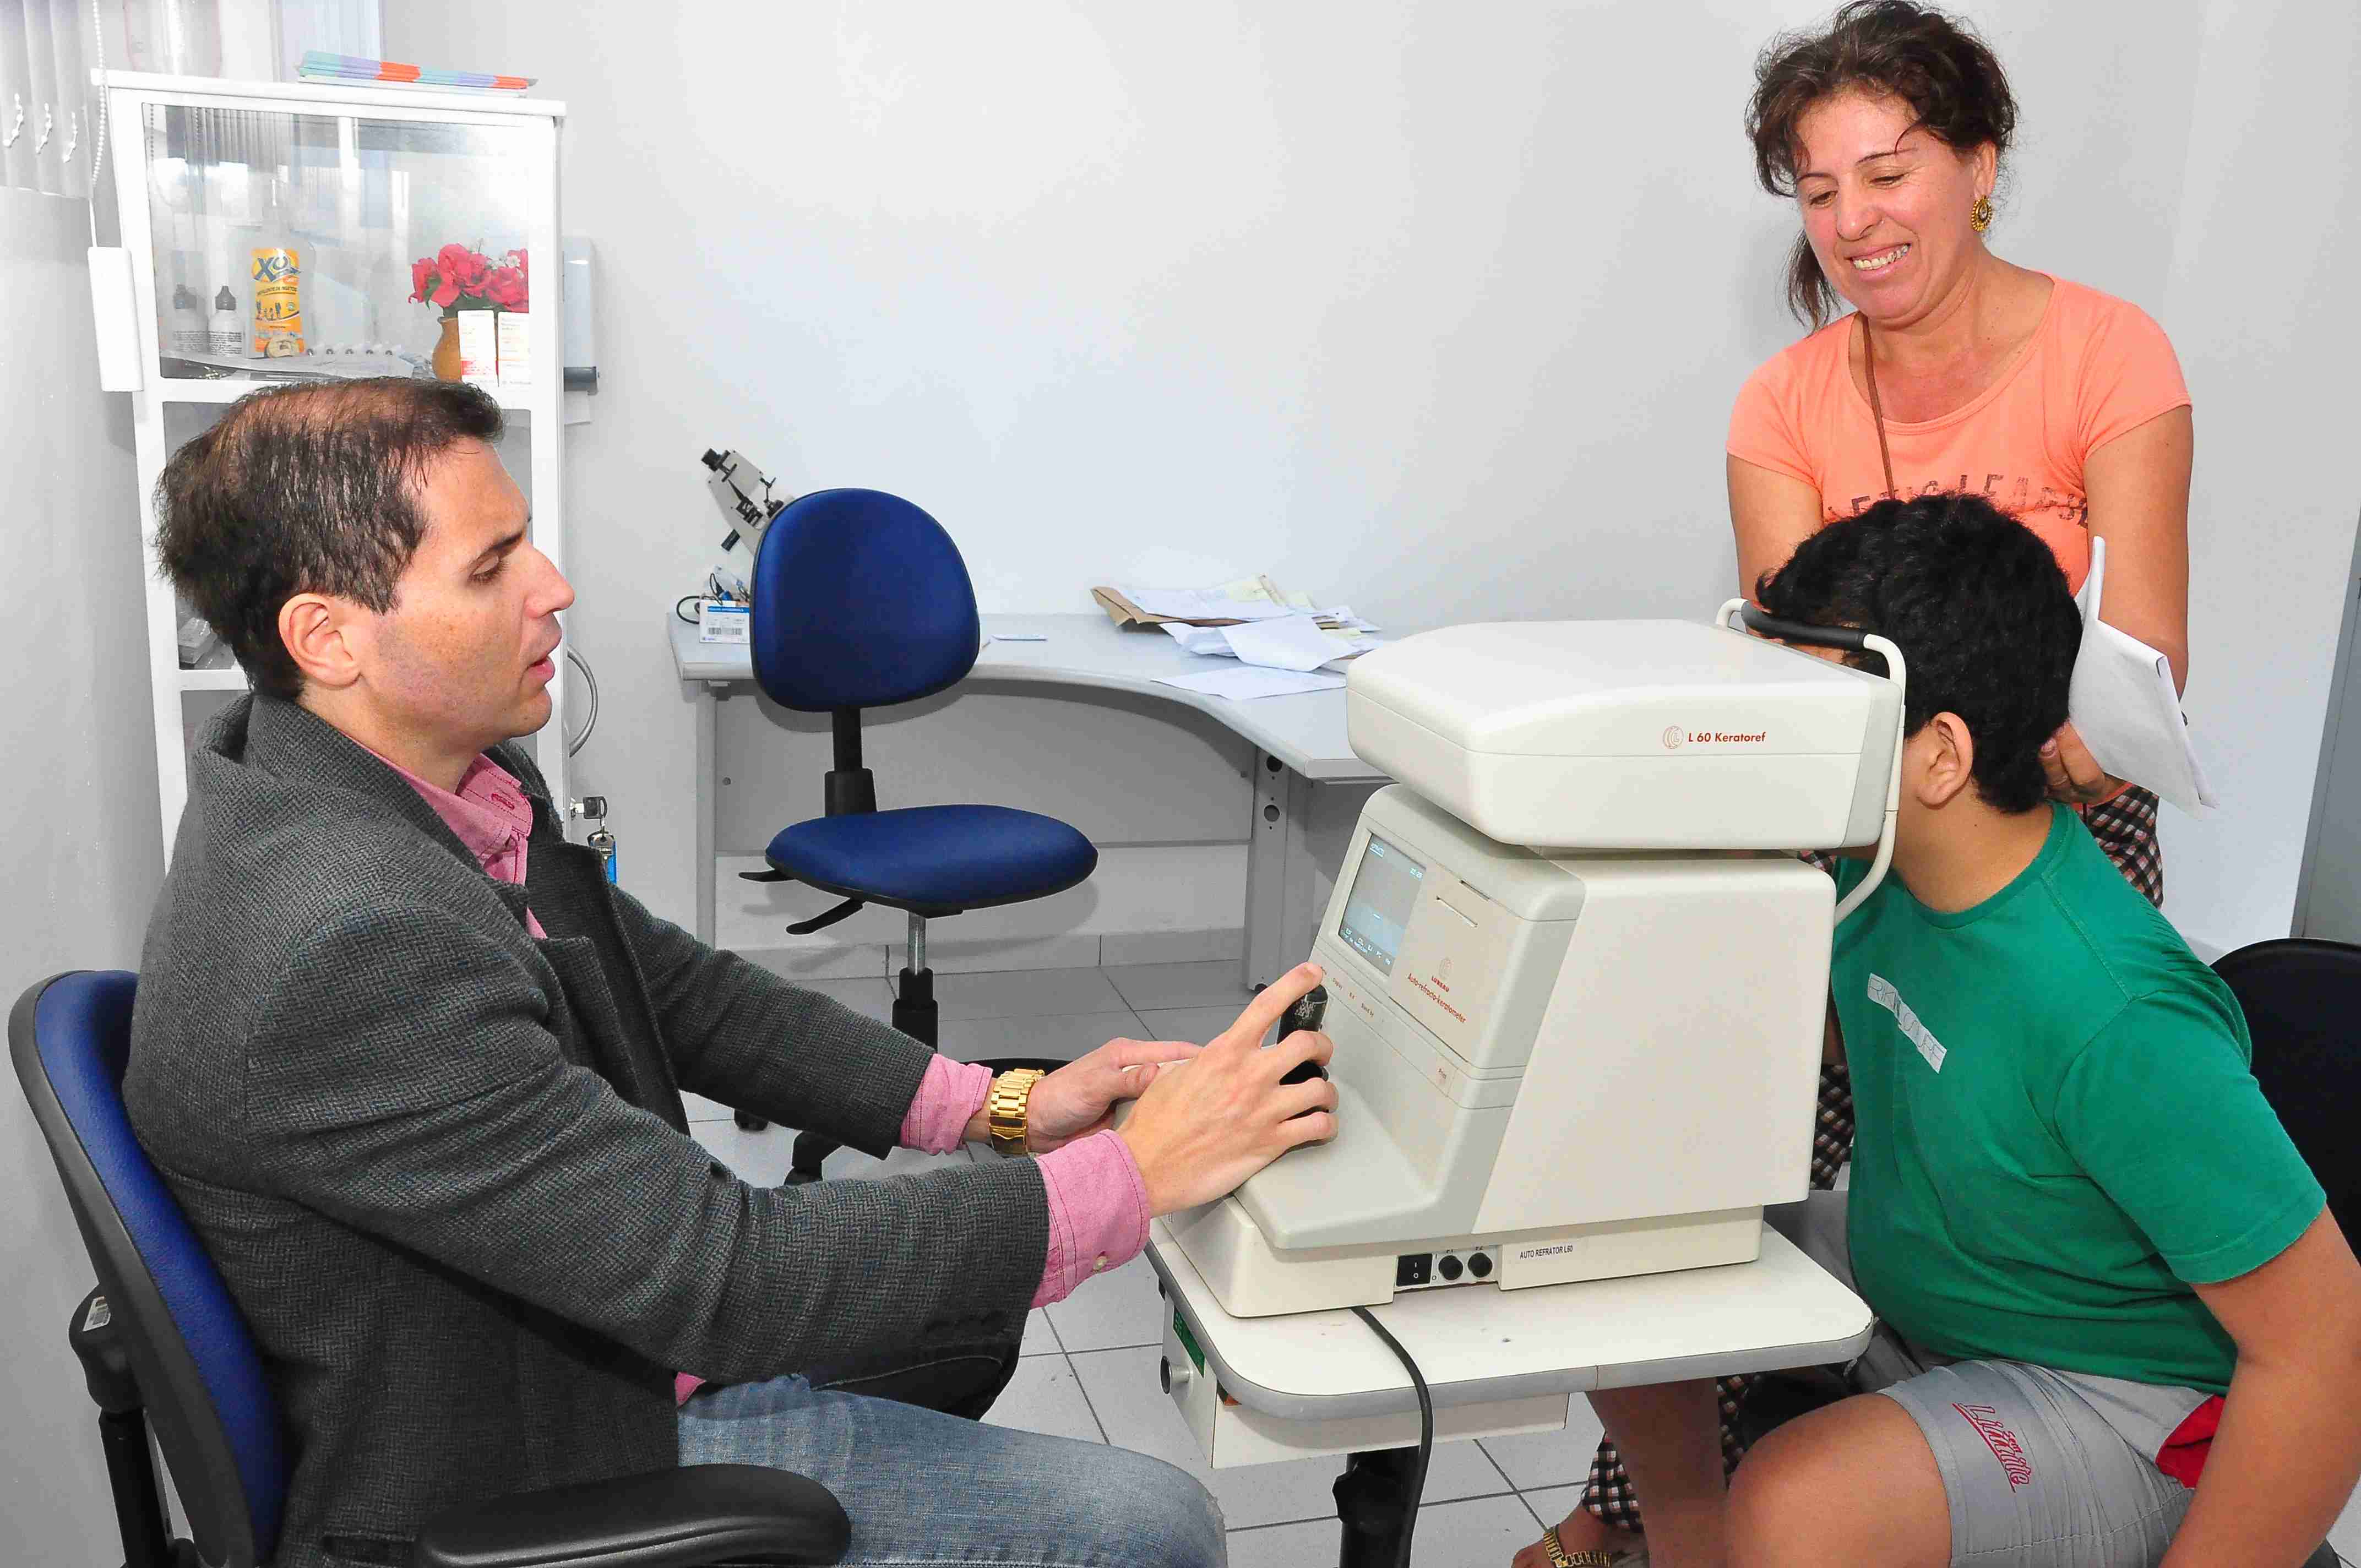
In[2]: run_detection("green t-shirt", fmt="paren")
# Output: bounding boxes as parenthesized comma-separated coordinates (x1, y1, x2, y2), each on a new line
(1832, 804, 2322, 1394)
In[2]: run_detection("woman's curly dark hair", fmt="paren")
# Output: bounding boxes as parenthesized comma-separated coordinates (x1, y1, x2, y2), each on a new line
(1755, 492, 2080, 814)
(1748, 1, 2019, 330)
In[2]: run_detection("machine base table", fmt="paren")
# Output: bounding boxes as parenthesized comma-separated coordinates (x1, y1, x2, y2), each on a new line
(1144, 1217, 1873, 1566)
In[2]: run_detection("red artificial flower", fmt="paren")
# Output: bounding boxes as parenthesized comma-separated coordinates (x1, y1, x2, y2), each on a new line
(409, 256, 433, 304)
(484, 265, 528, 311)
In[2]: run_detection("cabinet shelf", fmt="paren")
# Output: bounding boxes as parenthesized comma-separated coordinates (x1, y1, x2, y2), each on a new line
(157, 374, 541, 409)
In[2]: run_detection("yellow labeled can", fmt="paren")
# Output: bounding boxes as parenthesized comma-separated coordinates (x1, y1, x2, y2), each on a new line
(250, 247, 305, 358)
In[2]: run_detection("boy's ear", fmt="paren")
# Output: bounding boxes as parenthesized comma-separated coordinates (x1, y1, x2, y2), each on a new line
(1908, 711, 1979, 809)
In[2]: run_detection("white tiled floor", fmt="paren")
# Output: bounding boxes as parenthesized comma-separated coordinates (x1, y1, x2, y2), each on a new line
(693, 960, 2361, 1567)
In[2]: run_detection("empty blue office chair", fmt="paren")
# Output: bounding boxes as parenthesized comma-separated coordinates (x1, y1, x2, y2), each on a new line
(10, 971, 850, 1568)
(741, 488, 1098, 1180)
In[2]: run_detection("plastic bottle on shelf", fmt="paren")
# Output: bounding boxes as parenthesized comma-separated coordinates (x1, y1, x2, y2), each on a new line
(211, 287, 243, 357)
(170, 283, 209, 356)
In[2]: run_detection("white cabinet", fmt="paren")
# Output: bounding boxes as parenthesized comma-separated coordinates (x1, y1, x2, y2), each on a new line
(99, 69, 572, 856)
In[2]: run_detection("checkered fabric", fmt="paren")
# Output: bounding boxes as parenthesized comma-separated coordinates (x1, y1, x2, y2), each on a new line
(2080, 786, 2164, 907)
(1576, 803, 2163, 1528)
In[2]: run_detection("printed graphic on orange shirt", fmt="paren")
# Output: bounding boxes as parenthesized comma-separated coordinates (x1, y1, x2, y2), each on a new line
(1826, 474, 2087, 527)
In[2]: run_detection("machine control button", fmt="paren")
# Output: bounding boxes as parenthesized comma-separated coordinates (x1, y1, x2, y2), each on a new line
(1437, 1254, 1465, 1282)
(1395, 1253, 1432, 1288)
(1468, 1251, 1494, 1279)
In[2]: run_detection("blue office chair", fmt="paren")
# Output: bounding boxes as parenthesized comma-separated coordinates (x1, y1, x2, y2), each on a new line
(739, 488, 1099, 1180)
(10, 971, 850, 1568)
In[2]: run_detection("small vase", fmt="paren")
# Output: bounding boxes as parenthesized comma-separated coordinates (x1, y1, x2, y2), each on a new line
(432, 315, 463, 381)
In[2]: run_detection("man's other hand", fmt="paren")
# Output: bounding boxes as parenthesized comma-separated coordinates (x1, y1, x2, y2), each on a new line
(1114, 963, 1339, 1217)
(1023, 1035, 1207, 1153)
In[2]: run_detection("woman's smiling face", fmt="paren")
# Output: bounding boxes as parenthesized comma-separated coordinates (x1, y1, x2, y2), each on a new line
(1792, 88, 1995, 328)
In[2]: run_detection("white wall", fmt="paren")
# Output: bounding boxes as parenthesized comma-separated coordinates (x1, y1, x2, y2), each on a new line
(2155, 0, 2361, 956)
(378, 1, 2352, 954)
(0, 188, 167, 1563)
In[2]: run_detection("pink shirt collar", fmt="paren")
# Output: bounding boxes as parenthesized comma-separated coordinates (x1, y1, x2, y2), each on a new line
(379, 753, 536, 874)
(368, 748, 545, 938)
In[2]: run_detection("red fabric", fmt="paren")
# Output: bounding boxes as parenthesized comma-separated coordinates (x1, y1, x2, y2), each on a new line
(2155, 1395, 2223, 1488)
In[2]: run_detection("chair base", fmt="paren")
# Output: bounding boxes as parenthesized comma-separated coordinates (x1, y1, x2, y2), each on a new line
(781, 968, 1068, 1185)
(786, 967, 941, 1185)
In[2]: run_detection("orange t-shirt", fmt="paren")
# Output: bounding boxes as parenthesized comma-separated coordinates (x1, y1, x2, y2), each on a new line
(1726, 275, 2189, 594)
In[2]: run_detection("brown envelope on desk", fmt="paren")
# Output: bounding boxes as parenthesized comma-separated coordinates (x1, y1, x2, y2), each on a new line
(1090, 585, 1248, 630)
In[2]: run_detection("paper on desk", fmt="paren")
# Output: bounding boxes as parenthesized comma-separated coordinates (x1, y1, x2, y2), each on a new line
(1161, 623, 1234, 657)
(2070, 537, 2218, 814)
(1220, 617, 1361, 672)
(1156, 666, 1348, 700)
(1121, 584, 1294, 622)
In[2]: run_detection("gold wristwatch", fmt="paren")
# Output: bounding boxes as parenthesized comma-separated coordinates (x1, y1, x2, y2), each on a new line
(986, 1068, 1048, 1156)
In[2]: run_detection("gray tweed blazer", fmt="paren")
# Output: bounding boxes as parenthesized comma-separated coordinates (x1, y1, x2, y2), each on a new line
(126, 696, 1049, 1568)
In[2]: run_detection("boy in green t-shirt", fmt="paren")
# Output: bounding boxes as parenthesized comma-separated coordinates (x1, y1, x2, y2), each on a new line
(1525, 495, 2361, 1568)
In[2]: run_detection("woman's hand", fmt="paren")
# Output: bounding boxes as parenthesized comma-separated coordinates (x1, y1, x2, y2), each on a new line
(2040, 720, 2124, 805)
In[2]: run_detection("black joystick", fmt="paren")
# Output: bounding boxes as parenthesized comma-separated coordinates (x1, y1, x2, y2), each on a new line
(1276, 985, 1329, 1085)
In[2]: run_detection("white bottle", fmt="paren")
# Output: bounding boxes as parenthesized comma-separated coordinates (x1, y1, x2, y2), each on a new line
(210, 287, 243, 357)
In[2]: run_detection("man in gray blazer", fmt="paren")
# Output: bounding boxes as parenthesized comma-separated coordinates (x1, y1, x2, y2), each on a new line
(127, 378, 1339, 1568)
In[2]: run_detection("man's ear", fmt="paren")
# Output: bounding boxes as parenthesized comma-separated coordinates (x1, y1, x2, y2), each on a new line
(1908, 711, 1979, 809)
(279, 592, 366, 692)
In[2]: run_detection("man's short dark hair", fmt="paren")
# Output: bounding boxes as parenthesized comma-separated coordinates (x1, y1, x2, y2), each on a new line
(1755, 492, 2080, 813)
(156, 378, 505, 701)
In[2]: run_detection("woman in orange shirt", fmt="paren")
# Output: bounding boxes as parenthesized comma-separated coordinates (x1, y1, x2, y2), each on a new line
(1523, 4, 2193, 1565)
(1726, 6, 2193, 902)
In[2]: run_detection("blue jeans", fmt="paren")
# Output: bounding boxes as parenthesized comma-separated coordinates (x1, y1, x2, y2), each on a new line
(678, 1375, 1227, 1567)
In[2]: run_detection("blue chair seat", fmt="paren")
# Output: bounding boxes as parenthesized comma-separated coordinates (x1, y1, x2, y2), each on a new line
(764, 805, 1097, 915)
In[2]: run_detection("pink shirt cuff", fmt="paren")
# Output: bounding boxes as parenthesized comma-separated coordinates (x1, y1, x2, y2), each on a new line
(899, 1055, 993, 1153)
(1030, 1129, 1152, 1310)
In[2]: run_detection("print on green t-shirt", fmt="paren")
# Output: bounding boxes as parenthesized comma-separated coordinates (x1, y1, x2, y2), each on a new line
(1830, 805, 2321, 1395)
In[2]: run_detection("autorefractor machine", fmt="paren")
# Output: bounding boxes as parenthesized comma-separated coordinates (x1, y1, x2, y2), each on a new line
(1163, 605, 1907, 1318)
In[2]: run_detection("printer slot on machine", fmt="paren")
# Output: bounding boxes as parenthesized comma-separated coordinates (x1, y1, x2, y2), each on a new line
(1166, 613, 1906, 1318)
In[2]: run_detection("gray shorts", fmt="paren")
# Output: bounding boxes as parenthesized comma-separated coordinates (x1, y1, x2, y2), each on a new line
(1770, 1192, 2202, 1567)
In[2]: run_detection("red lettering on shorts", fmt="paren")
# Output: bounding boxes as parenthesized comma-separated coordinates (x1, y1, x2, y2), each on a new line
(1952, 1403, 2034, 1490)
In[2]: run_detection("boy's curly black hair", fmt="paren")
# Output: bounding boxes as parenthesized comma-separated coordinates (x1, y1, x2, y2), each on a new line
(1755, 492, 2081, 813)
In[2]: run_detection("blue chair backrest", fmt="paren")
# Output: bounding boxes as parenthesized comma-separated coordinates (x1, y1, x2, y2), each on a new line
(750, 488, 983, 711)
(10, 972, 287, 1567)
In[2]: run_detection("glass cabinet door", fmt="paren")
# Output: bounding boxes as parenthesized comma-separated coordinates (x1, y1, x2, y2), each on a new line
(140, 103, 546, 388)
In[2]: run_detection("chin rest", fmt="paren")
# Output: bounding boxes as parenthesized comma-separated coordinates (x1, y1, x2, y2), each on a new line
(412, 1463, 849, 1568)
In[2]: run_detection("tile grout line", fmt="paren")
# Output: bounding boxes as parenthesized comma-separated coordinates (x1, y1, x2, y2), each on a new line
(1058, 1349, 1113, 1446)
(1474, 1436, 1554, 1534)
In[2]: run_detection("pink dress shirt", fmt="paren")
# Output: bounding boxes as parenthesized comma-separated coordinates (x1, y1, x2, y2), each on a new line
(382, 749, 1150, 1403)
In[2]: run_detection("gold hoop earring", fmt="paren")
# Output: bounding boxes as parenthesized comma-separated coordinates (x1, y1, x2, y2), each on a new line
(1970, 195, 1993, 232)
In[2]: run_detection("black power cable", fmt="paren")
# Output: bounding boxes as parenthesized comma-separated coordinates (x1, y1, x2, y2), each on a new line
(1274, 984, 1433, 1568)
(1348, 1304, 1433, 1568)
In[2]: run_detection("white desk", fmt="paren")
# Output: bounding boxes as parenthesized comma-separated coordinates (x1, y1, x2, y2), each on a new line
(667, 613, 1390, 987)
(1144, 1219, 1874, 1562)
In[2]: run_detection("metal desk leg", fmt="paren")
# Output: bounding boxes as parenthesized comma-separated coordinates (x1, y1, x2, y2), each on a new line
(1243, 752, 1315, 991)
(694, 682, 719, 946)
(1333, 1447, 1420, 1566)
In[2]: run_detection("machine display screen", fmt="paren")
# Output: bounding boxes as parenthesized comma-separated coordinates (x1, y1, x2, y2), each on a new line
(1338, 835, 1426, 976)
